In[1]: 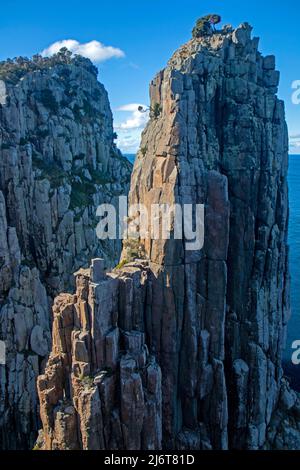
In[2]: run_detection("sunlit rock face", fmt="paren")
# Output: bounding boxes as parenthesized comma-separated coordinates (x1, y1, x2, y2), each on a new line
(126, 22, 295, 449)
(0, 54, 131, 449)
(37, 23, 300, 450)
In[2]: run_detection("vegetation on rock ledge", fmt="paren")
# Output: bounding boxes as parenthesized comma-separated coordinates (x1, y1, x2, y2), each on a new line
(0, 47, 98, 84)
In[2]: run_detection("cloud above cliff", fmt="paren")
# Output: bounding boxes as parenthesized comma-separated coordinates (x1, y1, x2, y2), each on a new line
(289, 134, 300, 153)
(115, 103, 149, 130)
(114, 103, 149, 153)
(117, 133, 141, 152)
(41, 39, 125, 62)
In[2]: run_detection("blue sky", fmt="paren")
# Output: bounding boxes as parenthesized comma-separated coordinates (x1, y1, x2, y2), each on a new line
(1, 0, 299, 153)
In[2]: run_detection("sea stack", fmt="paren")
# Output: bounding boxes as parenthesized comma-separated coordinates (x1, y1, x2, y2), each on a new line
(36, 22, 300, 450)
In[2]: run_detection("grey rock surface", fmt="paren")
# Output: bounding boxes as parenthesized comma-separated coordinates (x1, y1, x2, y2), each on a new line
(124, 22, 296, 449)
(37, 23, 299, 449)
(0, 54, 131, 449)
(37, 264, 162, 450)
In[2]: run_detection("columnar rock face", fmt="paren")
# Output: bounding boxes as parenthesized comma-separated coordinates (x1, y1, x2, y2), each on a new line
(125, 22, 298, 449)
(37, 260, 162, 450)
(0, 55, 131, 449)
(37, 23, 300, 449)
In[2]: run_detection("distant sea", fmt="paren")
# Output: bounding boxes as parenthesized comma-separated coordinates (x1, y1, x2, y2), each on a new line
(124, 153, 300, 387)
(125, 154, 135, 165)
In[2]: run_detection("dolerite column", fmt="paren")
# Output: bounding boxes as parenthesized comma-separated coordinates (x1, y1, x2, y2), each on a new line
(124, 22, 290, 449)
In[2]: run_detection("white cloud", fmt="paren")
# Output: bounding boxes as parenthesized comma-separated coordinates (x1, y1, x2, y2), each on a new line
(115, 103, 149, 130)
(290, 141, 300, 148)
(289, 134, 300, 154)
(117, 131, 141, 153)
(114, 103, 149, 153)
(117, 104, 141, 112)
(41, 39, 125, 62)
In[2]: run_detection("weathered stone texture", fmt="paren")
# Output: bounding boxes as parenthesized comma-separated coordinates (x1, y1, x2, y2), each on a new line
(37, 264, 162, 450)
(0, 58, 131, 448)
(38, 23, 299, 449)
(120, 22, 294, 449)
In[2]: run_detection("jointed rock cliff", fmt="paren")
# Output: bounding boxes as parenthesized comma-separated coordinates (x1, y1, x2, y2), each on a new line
(16, 22, 300, 450)
(0, 53, 131, 449)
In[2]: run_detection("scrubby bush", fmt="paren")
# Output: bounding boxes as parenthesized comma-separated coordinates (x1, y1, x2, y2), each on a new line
(0, 48, 98, 84)
(140, 146, 148, 157)
(150, 103, 162, 119)
(32, 155, 67, 188)
(122, 238, 146, 261)
(192, 14, 221, 38)
(114, 259, 128, 270)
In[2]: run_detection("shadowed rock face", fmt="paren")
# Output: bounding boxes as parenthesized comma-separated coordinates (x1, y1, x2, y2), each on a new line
(0, 57, 131, 449)
(37, 260, 162, 450)
(37, 23, 300, 450)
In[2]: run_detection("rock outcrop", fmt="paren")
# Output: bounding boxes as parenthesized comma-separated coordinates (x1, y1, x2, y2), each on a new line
(37, 22, 300, 449)
(0, 53, 131, 449)
(37, 259, 162, 450)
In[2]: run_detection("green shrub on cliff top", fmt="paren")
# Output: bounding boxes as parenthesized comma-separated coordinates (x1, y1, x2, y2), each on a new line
(0, 48, 98, 84)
